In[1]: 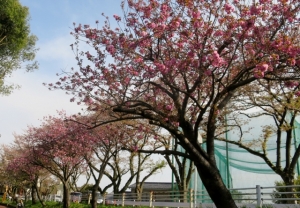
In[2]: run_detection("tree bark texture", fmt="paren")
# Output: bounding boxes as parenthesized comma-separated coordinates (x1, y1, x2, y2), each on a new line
(196, 162, 237, 208)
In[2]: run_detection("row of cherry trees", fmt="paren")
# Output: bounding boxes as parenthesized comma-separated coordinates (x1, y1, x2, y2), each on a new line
(48, 0, 300, 207)
(1, 0, 300, 207)
(0, 112, 169, 208)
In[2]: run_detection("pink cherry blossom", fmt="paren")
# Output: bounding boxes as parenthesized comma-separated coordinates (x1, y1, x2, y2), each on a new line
(192, 11, 201, 19)
(210, 51, 225, 67)
(250, 5, 262, 15)
(113, 14, 121, 21)
(295, 91, 300, 97)
(224, 3, 234, 14)
(256, 63, 269, 72)
(106, 44, 116, 55)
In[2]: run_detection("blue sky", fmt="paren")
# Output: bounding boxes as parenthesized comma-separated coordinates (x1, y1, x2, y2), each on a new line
(22, 0, 123, 75)
(0, 0, 123, 145)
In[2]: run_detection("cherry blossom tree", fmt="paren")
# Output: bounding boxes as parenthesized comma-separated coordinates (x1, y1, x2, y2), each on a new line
(3, 135, 65, 205)
(131, 147, 166, 201)
(52, 0, 300, 206)
(82, 122, 118, 208)
(68, 165, 91, 192)
(104, 123, 166, 200)
(0, 144, 37, 203)
(6, 154, 53, 205)
(85, 119, 166, 207)
(18, 112, 97, 208)
(0, 145, 15, 198)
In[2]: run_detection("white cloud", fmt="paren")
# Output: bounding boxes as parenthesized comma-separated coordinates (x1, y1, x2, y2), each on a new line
(0, 36, 83, 145)
(0, 30, 96, 145)
(0, 89, 81, 145)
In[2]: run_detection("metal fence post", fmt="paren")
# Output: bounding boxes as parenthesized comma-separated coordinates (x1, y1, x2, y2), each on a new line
(122, 192, 125, 207)
(190, 189, 194, 208)
(256, 185, 262, 208)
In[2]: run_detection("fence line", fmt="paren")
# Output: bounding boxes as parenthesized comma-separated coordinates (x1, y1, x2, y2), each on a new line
(100, 185, 300, 208)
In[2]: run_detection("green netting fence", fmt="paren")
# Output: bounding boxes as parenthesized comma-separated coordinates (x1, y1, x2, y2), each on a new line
(172, 113, 300, 203)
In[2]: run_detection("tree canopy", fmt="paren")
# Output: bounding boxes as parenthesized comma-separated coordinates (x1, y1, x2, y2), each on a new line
(46, 0, 300, 207)
(10, 112, 98, 208)
(0, 0, 38, 95)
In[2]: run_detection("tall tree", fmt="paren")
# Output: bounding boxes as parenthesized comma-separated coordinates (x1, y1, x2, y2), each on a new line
(83, 123, 118, 208)
(163, 135, 194, 202)
(17, 112, 97, 208)
(52, 0, 300, 207)
(114, 125, 166, 201)
(0, 144, 35, 203)
(0, 0, 38, 95)
(86, 119, 166, 205)
(6, 152, 45, 205)
(220, 79, 300, 203)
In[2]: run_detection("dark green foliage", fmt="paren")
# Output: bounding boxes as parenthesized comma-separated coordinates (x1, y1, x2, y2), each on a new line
(0, 0, 38, 95)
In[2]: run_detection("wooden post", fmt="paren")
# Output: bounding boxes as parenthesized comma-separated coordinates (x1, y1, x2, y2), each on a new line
(149, 191, 153, 207)
(190, 189, 194, 208)
(88, 193, 91, 204)
(103, 193, 107, 205)
(122, 192, 125, 207)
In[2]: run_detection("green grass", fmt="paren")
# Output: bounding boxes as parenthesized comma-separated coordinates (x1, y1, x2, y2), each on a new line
(1, 199, 149, 208)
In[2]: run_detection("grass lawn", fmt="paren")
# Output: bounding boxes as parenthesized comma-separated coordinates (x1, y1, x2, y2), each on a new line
(0, 200, 149, 208)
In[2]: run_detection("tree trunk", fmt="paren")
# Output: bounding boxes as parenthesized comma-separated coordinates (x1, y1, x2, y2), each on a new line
(175, 179, 188, 202)
(196, 162, 237, 208)
(31, 185, 37, 204)
(135, 183, 142, 201)
(90, 161, 107, 208)
(62, 183, 70, 208)
(181, 184, 188, 203)
(164, 154, 191, 203)
(283, 175, 296, 204)
(34, 184, 45, 206)
(91, 184, 99, 208)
